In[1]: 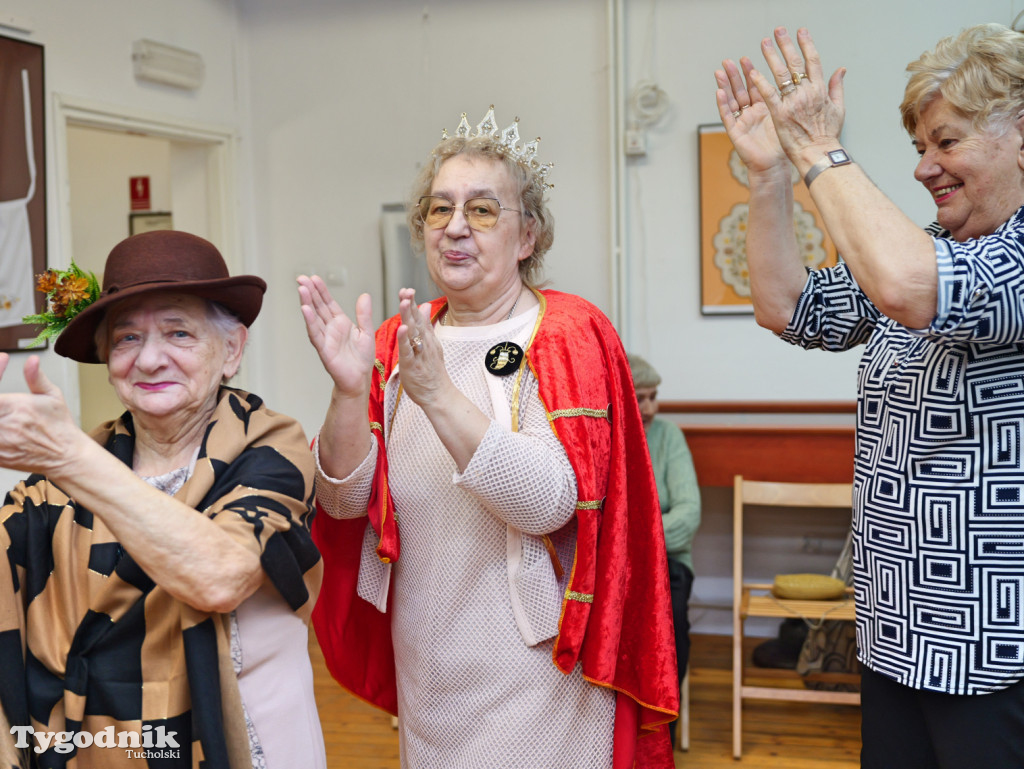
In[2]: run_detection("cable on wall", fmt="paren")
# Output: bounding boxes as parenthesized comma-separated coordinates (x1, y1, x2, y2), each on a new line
(624, 80, 668, 157)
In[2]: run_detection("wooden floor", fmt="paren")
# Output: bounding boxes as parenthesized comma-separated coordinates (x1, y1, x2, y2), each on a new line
(310, 631, 861, 768)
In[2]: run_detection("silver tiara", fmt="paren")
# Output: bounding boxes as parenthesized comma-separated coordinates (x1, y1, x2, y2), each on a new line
(440, 105, 554, 190)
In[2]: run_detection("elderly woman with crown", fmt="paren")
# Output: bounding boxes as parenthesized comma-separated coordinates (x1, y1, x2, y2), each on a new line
(0, 231, 325, 768)
(299, 106, 678, 767)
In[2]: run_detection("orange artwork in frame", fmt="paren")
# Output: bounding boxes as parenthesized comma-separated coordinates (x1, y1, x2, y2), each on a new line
(698, 124, 838, 314)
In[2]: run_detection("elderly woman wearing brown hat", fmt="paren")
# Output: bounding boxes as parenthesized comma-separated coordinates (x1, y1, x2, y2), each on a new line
(0, 231, 325, 769)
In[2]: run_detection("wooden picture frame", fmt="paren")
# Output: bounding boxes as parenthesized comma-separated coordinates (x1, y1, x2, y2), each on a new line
(698, 123, 838, 315)
(0, 35, 46, 351)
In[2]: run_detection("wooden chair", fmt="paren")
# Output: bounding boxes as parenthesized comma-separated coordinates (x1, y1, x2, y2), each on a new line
(732, 476, 859, 759)
(677, 669, 690, 751)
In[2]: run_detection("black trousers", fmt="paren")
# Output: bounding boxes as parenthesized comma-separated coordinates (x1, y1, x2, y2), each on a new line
(666, 557, 693, 748)
(861, 666, 1024, 769)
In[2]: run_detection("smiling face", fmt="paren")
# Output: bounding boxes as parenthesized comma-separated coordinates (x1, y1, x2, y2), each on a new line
(105, 292, 245, 425)
(913, 96, 1024, 241)
(424, 154, 536, 306)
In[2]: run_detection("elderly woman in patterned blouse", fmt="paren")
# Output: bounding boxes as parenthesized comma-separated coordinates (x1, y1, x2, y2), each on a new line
(716, 23, 1024, 769)
(0, 231, 325, 769)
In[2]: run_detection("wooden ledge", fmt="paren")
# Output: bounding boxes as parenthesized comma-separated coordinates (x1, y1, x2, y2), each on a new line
(681, 425, 855, 487)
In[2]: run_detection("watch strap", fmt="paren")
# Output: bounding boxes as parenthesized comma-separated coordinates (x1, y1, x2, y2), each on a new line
(803, 148, 853, 188)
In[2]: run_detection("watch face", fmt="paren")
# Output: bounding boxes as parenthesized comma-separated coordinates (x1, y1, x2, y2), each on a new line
(827, 149, 851, 164)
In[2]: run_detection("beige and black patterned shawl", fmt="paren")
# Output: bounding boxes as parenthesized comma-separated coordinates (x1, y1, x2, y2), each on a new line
(0, 387, 322, 769)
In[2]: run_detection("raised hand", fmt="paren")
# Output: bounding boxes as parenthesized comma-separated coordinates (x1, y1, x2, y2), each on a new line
(715, 56, 789, 177)
(297, 275, 376, 399)
(0, 354, 84, 476)
(746, 27, 846, 162)
(394, 287, 449, 408)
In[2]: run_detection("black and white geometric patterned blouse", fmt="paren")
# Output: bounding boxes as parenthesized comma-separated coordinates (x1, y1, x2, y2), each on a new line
(781, 206, 1024, 695)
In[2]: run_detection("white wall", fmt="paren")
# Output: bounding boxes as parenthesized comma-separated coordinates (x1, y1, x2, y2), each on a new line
(238, 0, 610, 436)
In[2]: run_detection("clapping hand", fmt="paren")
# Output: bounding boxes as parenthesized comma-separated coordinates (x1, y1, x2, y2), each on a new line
(716, 56, 788, 178)
(717, 28, 845, 172)
(297, 276, 376, 400)
(395, 287, 448, 408)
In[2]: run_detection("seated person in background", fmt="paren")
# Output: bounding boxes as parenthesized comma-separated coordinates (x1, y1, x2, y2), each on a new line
(0, 231, 325, 768)
(628, 353, 701, 748)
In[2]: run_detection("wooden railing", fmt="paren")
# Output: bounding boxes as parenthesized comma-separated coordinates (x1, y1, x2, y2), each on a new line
(659, 401, 857, 487)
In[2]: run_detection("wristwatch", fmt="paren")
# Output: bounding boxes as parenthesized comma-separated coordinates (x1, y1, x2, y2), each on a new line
(803, 148, 853, 188)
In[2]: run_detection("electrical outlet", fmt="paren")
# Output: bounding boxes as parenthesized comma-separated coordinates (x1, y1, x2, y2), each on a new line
(624, 129, 646, 157)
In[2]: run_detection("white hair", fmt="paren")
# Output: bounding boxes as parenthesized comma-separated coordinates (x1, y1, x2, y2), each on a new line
(93, 296, 245, 370)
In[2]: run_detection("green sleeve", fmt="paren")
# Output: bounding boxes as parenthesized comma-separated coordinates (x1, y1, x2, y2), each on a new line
(648, 419, 701, 567)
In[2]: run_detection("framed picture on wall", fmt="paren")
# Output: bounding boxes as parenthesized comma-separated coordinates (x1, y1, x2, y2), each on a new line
(129, 211, 173, 235)
(698, 123, 838, 315)
(0, 35, 46, 351)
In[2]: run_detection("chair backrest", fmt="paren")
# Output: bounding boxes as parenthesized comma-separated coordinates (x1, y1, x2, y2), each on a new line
(733, 475, 854, 605)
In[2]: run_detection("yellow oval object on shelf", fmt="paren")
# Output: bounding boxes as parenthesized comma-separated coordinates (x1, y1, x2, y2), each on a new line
(771, 573, 847, 600)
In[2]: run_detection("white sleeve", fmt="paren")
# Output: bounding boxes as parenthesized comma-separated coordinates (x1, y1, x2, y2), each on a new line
(454, 372, 577, 535)
(312, 433, 377, 520)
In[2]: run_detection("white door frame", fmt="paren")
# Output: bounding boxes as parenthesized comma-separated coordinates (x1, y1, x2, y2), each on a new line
(52, 93, 242, 422)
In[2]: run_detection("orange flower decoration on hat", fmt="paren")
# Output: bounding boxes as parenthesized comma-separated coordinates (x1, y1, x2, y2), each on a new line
(35, 269, 60, 294)
(22, 262, 101, 348)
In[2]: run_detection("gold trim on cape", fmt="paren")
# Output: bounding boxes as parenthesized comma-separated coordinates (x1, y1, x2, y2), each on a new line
(548, 407, 610, 421)
(565, 589, 595, 604)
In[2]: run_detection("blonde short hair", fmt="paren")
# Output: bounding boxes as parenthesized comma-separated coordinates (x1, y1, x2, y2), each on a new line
(901, 23, 1024, 136)
(407, 137, 555, 286)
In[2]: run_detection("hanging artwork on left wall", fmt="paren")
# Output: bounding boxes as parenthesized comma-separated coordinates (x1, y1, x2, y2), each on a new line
(0, 34, 46, 351)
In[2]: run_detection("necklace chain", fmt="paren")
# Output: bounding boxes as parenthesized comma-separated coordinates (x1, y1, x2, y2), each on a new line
(443, 288, 521, 326)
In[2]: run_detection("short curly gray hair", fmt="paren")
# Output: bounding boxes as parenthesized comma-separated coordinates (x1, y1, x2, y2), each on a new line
(407, 136, 555, 286)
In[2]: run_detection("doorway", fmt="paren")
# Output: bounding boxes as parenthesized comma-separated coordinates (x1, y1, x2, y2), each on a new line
(54, 95, 240, 429)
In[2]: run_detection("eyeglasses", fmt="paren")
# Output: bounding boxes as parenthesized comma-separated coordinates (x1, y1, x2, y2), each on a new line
(417, 196, 522, 232)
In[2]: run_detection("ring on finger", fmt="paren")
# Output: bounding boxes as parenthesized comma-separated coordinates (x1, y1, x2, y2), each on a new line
(779, 79, 793, 89)
(411, 335, 424, 354)
(732, 109, 743, 118)
(791, 72, 808, 85)
(780, 84, 797, 96)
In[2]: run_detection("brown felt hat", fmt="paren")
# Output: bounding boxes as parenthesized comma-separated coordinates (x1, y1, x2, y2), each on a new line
(55, 230, 267, 364)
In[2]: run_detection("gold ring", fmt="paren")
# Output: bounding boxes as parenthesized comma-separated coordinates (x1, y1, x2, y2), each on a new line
(791, 72, 807, 85)
(779, 79, 793, 89)
(780, 84, 797, 96)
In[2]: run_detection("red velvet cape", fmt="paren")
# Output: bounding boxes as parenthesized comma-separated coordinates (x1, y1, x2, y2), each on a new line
(312, 289, 678, 767)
